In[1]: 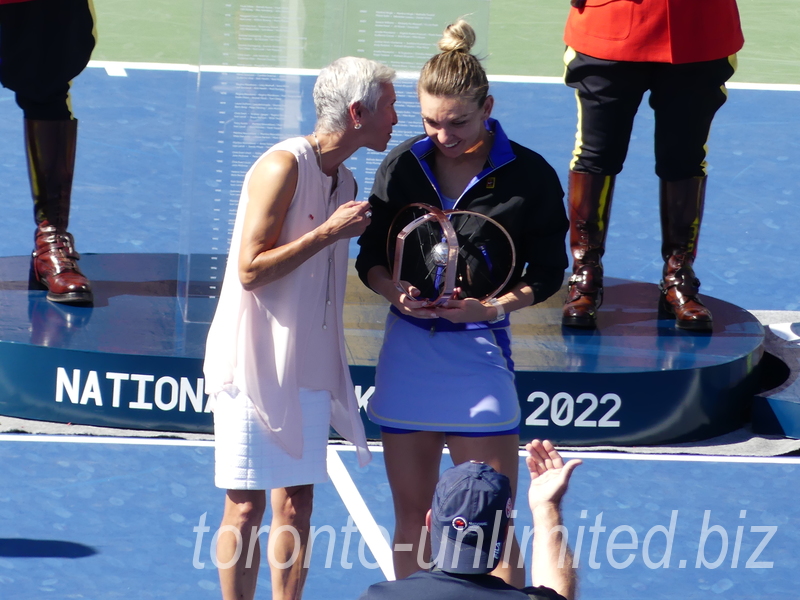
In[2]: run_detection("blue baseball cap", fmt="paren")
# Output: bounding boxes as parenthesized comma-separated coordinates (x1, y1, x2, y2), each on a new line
(430, 461, 513, 574)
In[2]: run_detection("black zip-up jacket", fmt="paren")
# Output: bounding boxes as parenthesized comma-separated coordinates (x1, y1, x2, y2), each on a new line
(356, 120, 568, 306)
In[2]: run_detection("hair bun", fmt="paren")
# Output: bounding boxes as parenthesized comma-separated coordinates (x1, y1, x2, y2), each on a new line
(438, 19, 476, 54)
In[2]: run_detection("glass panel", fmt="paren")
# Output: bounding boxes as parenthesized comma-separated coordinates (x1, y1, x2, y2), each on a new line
(179, 0, 491, 323)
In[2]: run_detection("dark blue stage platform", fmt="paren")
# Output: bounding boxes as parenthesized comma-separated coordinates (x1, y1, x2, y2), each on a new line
(0, 253, 765, 446)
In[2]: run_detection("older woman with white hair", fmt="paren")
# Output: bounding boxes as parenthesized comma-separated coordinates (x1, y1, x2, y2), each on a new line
(204, 56, 397, 600)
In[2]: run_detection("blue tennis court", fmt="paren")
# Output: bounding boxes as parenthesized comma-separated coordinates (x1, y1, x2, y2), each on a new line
(1, 3, 800, 599)
(0, 435, 797, 599)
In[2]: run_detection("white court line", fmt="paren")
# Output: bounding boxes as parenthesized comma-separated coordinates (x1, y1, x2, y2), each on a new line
(1, 435, 797, 465)
(86, 60, 800, 91)
(728, 82, 800, 92)
(0, 433, 214, 447)
(326, 446, 395, 581)
(488, 75, 562, 84)
(335, 443, 800, 465)
(549, 450, 800, 465)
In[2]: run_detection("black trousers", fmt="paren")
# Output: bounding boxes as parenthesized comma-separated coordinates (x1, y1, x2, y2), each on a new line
(0, 0, 95, 120)
(564, 49, 736, 181)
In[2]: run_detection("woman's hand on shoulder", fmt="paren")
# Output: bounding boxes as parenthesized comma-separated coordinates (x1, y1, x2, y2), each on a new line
(321, 201, 372, 242)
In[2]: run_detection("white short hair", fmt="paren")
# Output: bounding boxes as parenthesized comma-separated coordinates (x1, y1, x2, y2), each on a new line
(313, 57, 396, 134)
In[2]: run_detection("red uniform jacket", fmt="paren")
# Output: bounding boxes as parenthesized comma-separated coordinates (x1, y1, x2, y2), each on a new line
(564, 0, 744, 64)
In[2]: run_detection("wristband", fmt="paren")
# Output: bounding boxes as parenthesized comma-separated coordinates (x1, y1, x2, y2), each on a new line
(486, 298, 505, 323)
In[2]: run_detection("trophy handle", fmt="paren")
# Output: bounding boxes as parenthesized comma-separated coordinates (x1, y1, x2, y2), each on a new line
(445, 209, 517, 301)
(390, 203, 458, 306)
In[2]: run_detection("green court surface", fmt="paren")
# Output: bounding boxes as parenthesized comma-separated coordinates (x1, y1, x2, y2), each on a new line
(92, 0, 799, 83)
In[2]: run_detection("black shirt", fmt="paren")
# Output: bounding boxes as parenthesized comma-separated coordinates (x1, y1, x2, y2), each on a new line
(357, 569, 569, 600)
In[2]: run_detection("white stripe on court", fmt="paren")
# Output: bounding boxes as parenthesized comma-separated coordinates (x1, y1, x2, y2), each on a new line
(88, 60, 199, 76)
(728, 82, 800, 92)
(488, 75, 562, 84)
(0, 433, 214, 447)
(102, 63, 129, 77)
(86, 60, 800, 91)
(326, 446, 395, 581)
(524, 449, 800, 465)
(1, 435, 796, 465)
(335, 443, 800, 465)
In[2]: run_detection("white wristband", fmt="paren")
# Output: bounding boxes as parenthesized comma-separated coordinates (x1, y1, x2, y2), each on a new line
(486, 298, 505, 323)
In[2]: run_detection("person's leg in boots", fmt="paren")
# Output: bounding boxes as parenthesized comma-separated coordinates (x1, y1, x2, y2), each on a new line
(562, 50, 648, 328)
(0, 0, 96, 304)
(650, 56, 737, 331)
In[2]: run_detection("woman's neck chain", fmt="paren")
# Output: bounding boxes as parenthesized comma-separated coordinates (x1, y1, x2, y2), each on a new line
(312, 131, 334, 330)
(312, 131, 324, 170)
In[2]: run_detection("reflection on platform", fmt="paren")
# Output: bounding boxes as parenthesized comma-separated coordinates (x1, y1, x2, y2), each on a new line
(0, 254, 764, 445)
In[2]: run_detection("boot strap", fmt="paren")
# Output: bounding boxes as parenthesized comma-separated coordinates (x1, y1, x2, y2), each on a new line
(33, 232, 81, 261)
(567, 263, 603, 294)
(659, 275, 704, 306)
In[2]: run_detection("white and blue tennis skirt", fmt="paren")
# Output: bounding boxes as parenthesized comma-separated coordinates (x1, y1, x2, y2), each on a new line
(367, 311, 520, 434)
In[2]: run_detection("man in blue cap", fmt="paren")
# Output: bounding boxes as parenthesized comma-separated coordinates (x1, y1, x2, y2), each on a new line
(358, 440, 581, 600)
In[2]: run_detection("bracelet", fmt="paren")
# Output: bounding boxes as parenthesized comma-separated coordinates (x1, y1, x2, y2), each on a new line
(486, 298, 505, 323)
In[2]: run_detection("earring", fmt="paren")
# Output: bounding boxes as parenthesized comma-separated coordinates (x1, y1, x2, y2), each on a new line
(354, 122, 362, 130)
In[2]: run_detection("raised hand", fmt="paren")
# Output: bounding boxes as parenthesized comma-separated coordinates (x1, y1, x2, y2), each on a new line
(525, 439, 582, 511)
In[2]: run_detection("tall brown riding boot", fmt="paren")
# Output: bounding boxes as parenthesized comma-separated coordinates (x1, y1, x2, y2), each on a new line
(562, 171, 615, 328)
(658, 177, 712, 332)
(26, 118, 93, 305)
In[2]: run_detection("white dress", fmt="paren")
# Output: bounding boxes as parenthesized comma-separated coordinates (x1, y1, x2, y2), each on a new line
(204, 137, 370, 489)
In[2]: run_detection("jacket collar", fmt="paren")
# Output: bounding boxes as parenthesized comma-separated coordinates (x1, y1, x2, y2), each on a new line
(410, 118, 516, 204)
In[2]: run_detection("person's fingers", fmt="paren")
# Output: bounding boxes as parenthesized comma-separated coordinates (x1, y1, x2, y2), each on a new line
(561, 459, 582, 483)
(398, 282, 420, 298)
(542, 439, 564, 469)
(338, 200, 358, 211)
(526, 440, 548, 477)
(531, 439, 553, 470)
(525, 455, 539, 478)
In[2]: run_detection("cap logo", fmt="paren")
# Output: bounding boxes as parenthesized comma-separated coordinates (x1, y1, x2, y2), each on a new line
(452, 516, 468, 531)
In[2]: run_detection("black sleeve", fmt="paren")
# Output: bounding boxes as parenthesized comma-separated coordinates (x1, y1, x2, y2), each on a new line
(517, 155, 569, 304)
(356, 138, 437, 291)
(355, 152, 396, 291)
(520, 585, 569, 600)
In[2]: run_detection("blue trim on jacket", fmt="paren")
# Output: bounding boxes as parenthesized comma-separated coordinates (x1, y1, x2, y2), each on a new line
(394, 119, 516, 331)
(409, 118, 516, 207)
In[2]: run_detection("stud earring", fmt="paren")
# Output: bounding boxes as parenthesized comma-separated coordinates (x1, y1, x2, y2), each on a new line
(354, 123, 362, 130)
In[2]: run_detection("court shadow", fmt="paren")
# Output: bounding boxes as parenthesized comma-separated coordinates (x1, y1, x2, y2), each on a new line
(0, 538, 98, 558)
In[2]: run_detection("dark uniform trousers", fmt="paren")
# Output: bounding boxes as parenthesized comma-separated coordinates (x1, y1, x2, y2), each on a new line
(564, 49, 736, 181)
(0, 0, 95, 120)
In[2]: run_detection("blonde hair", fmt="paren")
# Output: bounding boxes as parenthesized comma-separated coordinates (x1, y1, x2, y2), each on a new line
(418, 20, 489, 106)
